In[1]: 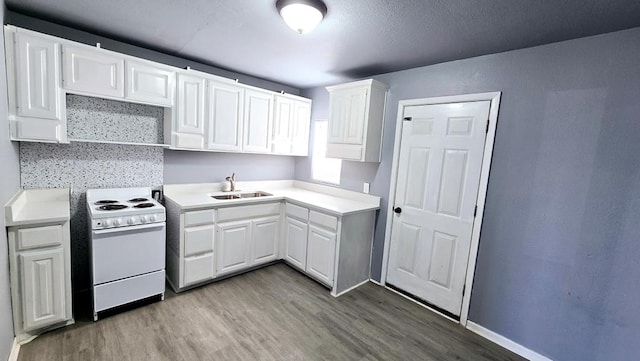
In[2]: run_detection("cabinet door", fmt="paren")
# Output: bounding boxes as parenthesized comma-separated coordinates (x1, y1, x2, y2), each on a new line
(216, 220, 252, 276)
(306, 225, 337, 286)
(14, 32, 60, 121)
(207, 80, 244, 151)
(183, 253, 215, 286)
(328, 87, 367, 145)
(272, 95, 294, 154)
(184, 224, 214, 257)
(285, 217, 308, 270)
(125, 60, 174, 106)
(12, 32, 62, 142)
(174, 74, 206, 149)
(243, 89, 273, 153)
(19, 247, 66, 332)
(252, 216, 279, 266)
(290, 100, 311, 156)
(62, 45, 125, 98)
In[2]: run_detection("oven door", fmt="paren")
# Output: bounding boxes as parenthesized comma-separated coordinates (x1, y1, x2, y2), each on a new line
(91, 222, 165, 285)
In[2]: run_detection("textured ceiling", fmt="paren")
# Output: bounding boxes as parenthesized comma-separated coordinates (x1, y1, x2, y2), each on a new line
(6, 0, 640, 89)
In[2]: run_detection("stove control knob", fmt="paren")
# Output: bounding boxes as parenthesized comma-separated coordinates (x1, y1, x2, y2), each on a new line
(127, 217, 135, 225)
(140, 215, 148, 223)
(114, 218, 122, 226)
(105, 219, 112, 227)
(149, 215, 157, 222)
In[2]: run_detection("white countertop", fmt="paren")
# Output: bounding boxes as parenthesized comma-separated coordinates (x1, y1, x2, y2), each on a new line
(5, 188, 71, 227)
(163, 180, 380, 216)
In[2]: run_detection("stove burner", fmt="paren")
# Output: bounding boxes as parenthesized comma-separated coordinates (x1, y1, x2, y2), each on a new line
(133, 203, 155, 209)
(128, 198, 149, 203)
(98, 204, 128, 211)
(95, 200, 119, 205)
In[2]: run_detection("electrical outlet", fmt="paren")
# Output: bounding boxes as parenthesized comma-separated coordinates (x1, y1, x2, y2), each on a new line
(363, 182, 370, 194)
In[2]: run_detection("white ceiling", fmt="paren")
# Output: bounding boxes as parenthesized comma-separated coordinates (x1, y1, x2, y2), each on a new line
(6, 0, 640, 89)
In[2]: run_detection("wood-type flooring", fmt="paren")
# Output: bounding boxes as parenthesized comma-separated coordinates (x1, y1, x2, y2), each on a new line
(18, 263, 525, 361)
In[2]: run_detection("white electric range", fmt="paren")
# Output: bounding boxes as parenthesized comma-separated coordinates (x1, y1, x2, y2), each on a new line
(86, 187, 166, 321)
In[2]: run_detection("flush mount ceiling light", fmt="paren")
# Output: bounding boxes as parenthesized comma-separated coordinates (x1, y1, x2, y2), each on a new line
(276, 0, 327, 35)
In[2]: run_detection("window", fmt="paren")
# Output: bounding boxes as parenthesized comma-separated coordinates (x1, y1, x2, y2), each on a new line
(312, 120, 342, 184)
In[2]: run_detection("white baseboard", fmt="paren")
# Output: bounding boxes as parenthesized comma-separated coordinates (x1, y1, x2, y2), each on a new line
(466, 321, 552, 361)
(8, 338, 20, 361)
(369, 279, 383, 286)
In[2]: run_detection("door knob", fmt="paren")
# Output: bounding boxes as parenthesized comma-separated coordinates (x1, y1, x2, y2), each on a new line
(394, 207, 402, 214)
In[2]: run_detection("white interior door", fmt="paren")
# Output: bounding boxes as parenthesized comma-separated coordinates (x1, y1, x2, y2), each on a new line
(386, 101, 490, 316)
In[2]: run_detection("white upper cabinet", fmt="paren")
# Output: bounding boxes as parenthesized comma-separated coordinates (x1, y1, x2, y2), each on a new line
(243, 89, 273, 153)
(272, 94, 311, 156)
(272, 95, 294, 154)
(174, 73, 206, 149)
(326, 79, 388, 162)
(62, 45, 125, 98)
(206, 79, 244, 151)
(290, 100, 311, 156)
(7, 29, 64, 143)
(125, 60, 174, 106)
(4, 25, 313, 155)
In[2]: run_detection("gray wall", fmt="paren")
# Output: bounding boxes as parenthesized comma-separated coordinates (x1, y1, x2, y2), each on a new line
(164, 150, 296, 185)
(297, 28, 640, 361)
(0, 4, 21, 358)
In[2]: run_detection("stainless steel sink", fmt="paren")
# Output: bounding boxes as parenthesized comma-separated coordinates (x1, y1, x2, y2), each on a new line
(211, 191, 272, 200)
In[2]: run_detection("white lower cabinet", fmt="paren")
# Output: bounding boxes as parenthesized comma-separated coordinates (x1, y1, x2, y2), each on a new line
(7, 220, 73, 342)
(216, 220, 252, 276)
(19, 247, 66, 332)
(284, 203, 337, 287)
(306, 225, 336, 286)
(252, 216, 280, 265)
(183, 253, 215, 286)
(164, 198, 374, 293)
(285, 217, 308, 270)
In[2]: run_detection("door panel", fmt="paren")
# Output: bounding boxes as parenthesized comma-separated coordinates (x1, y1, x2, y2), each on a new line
(306, 225, 336, 286)
(216, 221, 251, 276)
(387, 101, 490, 316)
(252, 216, 279, 265)
(207, 81, 243, 151)
(243, 89, 273, 152)
(62, 45, 124, 97)
(285, 217, 308, 270)
(15, 32, 60, 120)
(126, 60, 174, 106)
(19, 247, 66, 332)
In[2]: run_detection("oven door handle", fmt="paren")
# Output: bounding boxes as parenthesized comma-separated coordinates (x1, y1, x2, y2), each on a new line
(92, 222, 164, 235)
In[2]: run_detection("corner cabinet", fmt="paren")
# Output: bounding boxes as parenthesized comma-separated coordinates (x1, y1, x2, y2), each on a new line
(325, 79, 388, 162)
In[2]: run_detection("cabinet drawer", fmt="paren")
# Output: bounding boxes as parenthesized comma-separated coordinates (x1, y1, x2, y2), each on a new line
(184, 209, 215, 227)
(309, 211, 338, 232)
(217, 202, 281, 222)
(183, 253, 215, 286)
(17, 225, 63, 251)
(285, 203, 308, 221)
(184, 225, 214, 256)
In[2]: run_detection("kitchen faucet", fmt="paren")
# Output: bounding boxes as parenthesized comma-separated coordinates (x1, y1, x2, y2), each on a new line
(226, 173, 236, 192)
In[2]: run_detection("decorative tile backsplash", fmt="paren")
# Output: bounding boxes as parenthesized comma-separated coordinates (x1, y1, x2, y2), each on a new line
(20, 134, 164, 293)
(66, 94, 165, 144)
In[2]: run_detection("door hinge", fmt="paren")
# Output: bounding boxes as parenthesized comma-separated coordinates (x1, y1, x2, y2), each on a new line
(462, 284, 466, 297)
(404, 117, 412, 121)
(486, 119, 490, 133)
(473, 205, 478, 217)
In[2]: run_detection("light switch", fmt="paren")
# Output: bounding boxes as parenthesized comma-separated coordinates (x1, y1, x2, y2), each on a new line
(363, 182, 370, 194)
